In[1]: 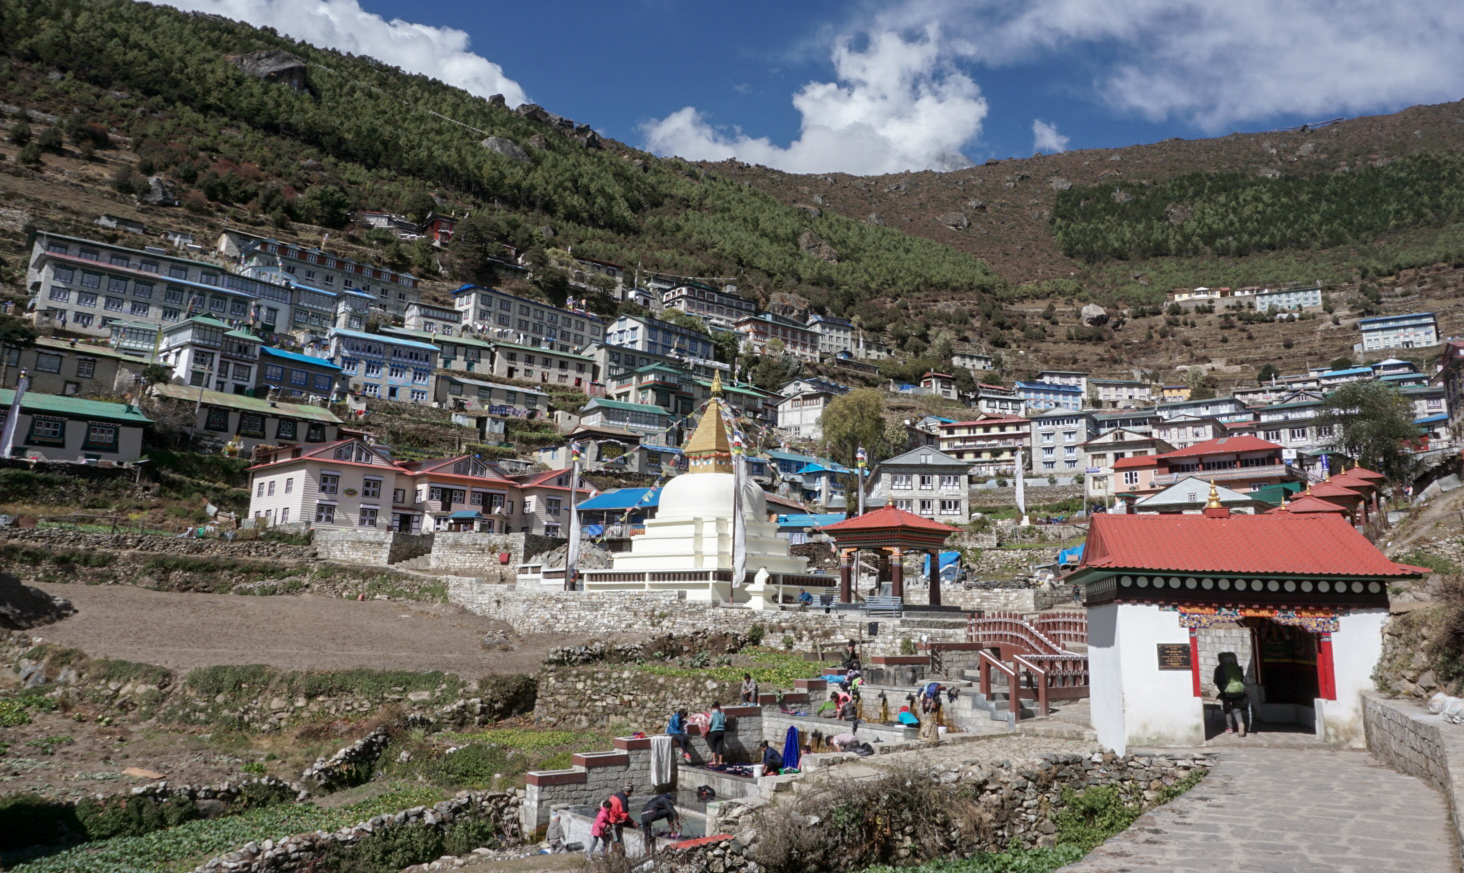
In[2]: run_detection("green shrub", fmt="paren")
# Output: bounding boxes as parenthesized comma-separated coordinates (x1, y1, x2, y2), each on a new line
(1051, 785, 1140, 851)
(746, 624, 766, 646)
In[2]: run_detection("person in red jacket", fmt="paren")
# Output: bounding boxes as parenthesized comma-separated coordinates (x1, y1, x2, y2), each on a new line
(607, 782, 636, 854)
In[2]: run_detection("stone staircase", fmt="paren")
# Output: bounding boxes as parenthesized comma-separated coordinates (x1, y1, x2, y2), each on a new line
(391, 554, 435, 572)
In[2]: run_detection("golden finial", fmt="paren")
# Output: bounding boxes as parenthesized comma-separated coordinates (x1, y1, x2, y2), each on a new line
(1305, 482, 1314, 496)
(1205, 480, 1221, 509)
(711, 371, 723, 397)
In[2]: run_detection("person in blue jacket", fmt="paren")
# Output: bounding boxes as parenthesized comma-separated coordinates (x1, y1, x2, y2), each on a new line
(666, 709, 690, 762)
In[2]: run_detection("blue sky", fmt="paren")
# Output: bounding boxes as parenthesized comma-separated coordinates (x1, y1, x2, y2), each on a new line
(155, 0, 1464, 175)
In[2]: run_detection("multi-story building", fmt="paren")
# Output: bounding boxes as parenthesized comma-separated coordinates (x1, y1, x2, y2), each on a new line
(1090, 409, 1160, 437)
(1111, 435, 1299, 503)
(1080, 429, 1174, 505)
(1254, 285, 1323, 312)
(605, 315, 716, 362)
(2, 337, 150, 396)
(975, 383, 1024, 416)
(288, 283, 369, 337)
(157, 316, 263, 395)
(1373, 358, 1419, 378)
(27, 231, 292, 339)
(377, 327, 494, 378)
(1439, 340, 1464, 443)
(399, 455, 527, 533)
(920, 372, 958, 400)
(806, 314, 855, 355)
(937, 414, 1031, 476)
(1317, 367, 1375, 391)
(660, 282, 757, 328)
(454, 285, 605, 352)
(609, 363, 700, 417)
(485, 341, 596, 390)
(1029, 409, 1094, 473)
(1159, 385, 1191, 402)
(1156, 395, 1251, 423)
(1015, 380, 1083, 412)
(514, 468, 598, 538)
(246, 438, 408, 531)
(1359, 312, 1439, 352)
(1036, 370, 1089, 394)
(1401, 384, 1447, 423)
(774, 377, 848, 441)
(236, 238, 420, 317)
(151, 383, 341, 453)
(867, 445, 973, 522)
(258, 347, 344, 401)
(1253, 397, 1329, 457)
(1087, 379, 1152, 409)
(951, 350, 993, 372)
(1154, 415, 1233, 450)
(0, 388, 151, 463)
(403, 302, 463, 336)
(435, 373, 547, 419)
(579, 398, 674, 445)
(582, 341, 727, 383)
(734, 313, 819, 362)
(329, 328, 438, 403)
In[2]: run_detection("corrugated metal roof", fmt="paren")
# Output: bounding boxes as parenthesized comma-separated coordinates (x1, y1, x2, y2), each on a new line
(149, 383, 341, 423)
(1160, 435, 1280, 459)
(1, 388, 152, 424)
(1080, 512, 1421, 577)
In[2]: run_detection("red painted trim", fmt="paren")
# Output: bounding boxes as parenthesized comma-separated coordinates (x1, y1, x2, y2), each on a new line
(722, 705, 761, 717)
(1318, 633, 1337, 701)
(525, 770, 587, 786)
(1189, 629, 1202, 697)
(613, 736, 652, 751)
(572, 752, 629, 768)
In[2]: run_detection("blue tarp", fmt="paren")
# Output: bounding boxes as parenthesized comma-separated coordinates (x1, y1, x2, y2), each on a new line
(777, 513, 845, 530)
(1057, 544, 1085, 566)
(446, 511, 484, 520)
(922, 551, 962, 575)
(577, 487, 660, 511)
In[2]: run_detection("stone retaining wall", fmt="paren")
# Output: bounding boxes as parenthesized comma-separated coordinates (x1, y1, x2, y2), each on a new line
(191, 790, 522, 873)
(533, 664, 742, 731)
(313, 529, 434, 565)
(1363, 693, 1464, 864)
(0, 527, 314, 560)
(429, 532, 555, 579)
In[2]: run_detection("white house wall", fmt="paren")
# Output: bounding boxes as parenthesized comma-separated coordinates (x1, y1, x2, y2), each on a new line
(1325, 609, 1387, 748)
(1091, 603, 1204, 754)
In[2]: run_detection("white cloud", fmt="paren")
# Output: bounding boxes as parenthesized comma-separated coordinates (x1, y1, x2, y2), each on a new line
(867, 0, 1464, 131)
(1031, 119, 1068, 153)
(641, 27, 986, 175)
(147, 0, 529, 107)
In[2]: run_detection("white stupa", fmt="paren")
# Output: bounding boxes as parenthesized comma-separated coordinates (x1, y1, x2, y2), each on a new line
(581, 378, 833, 607)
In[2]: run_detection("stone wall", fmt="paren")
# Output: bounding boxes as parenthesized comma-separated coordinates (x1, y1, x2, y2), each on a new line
(449, 581, 895, 652)
(191, 790, 522, 873)
(0, 527, 315, 561)
(1362, 693, 1464, 864)
(533, 664, 742, 731)
(313, 529, 434, 565)
(430, 532, 556, 580)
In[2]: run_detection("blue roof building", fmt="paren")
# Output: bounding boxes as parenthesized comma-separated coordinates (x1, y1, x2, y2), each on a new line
(1015, 380, 1084, 411)
(328, 327, 439, 404)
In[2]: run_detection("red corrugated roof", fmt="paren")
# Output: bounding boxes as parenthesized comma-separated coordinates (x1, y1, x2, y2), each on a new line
(1341, 466, 1388, 482)
(1159, 435, 1282, 459)
(818, 505, 959, 534)
(1079, 512, 1424, 577)
(1308, 482, 1364, 500)
(1283, 495, 1350, 514)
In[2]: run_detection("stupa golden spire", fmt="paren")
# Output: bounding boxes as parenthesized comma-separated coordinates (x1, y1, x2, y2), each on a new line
(683, 397, 734, 474)
(1205, 480, 1221, 509)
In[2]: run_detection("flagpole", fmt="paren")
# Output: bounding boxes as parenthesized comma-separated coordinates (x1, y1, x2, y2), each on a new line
(1015, 447, 1029, 526)
(731, 429, 747, 604)
(565, 444, 583, 591)
(856, 446, 867, 516)
(0, 370, 28, 460)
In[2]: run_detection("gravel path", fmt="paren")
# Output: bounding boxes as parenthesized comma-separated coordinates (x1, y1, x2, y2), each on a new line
(28, 582, 590, 676)
(1058, 747, 1457, 873)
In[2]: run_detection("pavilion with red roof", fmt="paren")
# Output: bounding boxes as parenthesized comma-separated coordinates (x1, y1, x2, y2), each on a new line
(818, 505, 960, 606)
(1065, 488, 1425, 753)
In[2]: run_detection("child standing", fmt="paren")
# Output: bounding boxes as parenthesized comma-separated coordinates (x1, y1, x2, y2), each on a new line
(586, 800, 612, 859)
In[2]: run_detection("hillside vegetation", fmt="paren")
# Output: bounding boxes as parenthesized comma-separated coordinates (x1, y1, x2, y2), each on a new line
(0, 0, 1002, 305)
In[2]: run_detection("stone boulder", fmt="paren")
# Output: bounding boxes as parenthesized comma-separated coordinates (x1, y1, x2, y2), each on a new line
(1080, 303, 1109, 326)
(939, 212, 970, 230)
(768, 291, 813, 322)
(798, 230, 838, 263)
(0, 572, 75, 630)
(867, 212, 885, 226)
(481, 136, 530, 163)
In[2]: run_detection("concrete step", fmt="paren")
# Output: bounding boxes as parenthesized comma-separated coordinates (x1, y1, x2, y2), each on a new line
(391, 554, 435, 570)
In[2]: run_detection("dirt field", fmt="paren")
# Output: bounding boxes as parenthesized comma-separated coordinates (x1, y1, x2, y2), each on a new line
(27, 583, 590, 677)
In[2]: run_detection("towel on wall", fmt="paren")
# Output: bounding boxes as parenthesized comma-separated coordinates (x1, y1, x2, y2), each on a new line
(782, 725, 800, 771)
(650, 734, 676, 787)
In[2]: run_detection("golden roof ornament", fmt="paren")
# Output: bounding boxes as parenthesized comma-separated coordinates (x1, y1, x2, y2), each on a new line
(711, 371, 724, 397)
(682, 398, 734, 474)
(1205, 480, 1221, 509)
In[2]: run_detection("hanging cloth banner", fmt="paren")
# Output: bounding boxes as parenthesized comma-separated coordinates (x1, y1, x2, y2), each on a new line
(1168, 605, 1340, 633)
(731, 430, 747, 588)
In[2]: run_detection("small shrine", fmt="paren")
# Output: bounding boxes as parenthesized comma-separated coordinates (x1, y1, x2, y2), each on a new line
(818, 506, 959, 606)
(1065, 485, 1426, 753)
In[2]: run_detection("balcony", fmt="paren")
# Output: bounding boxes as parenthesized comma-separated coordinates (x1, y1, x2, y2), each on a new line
(1149, 463, 1295, 488)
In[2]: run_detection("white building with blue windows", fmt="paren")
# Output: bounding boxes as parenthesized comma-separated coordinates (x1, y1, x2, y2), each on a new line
(259, 347, 344, 401)
(1254, 285, 1323, 312)
(328, 328, 438, 403)
(1358, 312, 1439, 352)
(605, 315, 716, 362)
(1015, 380, 1084, 412)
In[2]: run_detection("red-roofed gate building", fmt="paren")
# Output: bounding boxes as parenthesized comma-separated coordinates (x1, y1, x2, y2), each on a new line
(1065, 493, 1425, 753)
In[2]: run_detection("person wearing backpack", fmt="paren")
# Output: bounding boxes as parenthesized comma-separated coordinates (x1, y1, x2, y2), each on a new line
(1213, 651, 1250, 737)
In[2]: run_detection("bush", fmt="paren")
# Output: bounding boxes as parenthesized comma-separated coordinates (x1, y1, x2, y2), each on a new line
(746, 624, 766, 645)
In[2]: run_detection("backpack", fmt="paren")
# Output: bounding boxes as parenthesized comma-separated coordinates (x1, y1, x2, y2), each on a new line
(696, 785, 716, 802)
(1220, 664, 1245, 695)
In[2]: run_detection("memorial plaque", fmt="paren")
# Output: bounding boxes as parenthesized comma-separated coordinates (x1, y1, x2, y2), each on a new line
(1156, 643, 1192, 670)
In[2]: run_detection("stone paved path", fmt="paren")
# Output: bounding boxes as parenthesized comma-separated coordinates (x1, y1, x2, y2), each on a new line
(1059, 747, 1458, 873)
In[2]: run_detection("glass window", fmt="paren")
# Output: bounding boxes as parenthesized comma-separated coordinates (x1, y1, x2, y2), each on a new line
(237, 412, 265, 437)
(204, 407, 230, 431)
(75, 358, 96, 378)
(34, 353, 62, 373)
(76, 292, 97, 308)
(81, 272, 102, 288)
(27, 417, 66, 446)
(315, 503, 336, 524)
(362, 478, 381, 499)
(275, 419, 297, 441)
(319, 473, 339, 494)
(133, 283, 153, 299)
(108, 276, 128, 294)
(358, 507, 378, 527)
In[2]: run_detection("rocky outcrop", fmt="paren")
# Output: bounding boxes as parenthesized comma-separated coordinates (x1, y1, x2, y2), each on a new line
(301, 728, 390, 791)
(767, 290, 814, 321)
(797, 230, 838, 263)
(481, 136, 530, 163)
(228, 50, 307, 90)
(142, 176, 178, 206)
(938, 212, 970, 230)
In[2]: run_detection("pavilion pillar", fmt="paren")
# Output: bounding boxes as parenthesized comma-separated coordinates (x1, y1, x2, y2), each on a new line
(839, 548, 854, 603)
(890, 547, 904, 600)
(876, 552, 890, 595)
(928, 549, 942, 607)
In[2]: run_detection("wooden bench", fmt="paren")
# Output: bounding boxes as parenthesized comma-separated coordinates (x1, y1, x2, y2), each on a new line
(860, 595, 903, 617)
